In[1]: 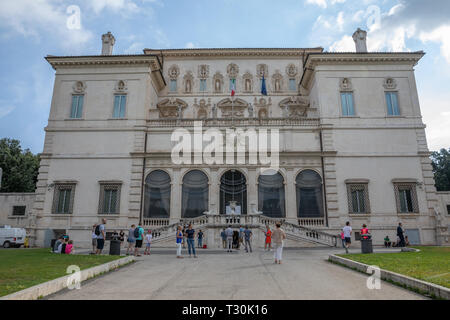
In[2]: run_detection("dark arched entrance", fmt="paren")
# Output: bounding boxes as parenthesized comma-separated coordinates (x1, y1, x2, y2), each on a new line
(220, 170, 247, 215)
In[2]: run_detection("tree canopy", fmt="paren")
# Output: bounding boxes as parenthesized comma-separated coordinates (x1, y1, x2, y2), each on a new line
(0, 138, 40, 193)
(431, 148, 450, 192)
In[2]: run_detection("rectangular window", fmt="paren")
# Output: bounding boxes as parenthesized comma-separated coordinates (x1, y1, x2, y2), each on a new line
(52, 184, 76, 214)
(346, 183, 370, 214)
(394, 183, 419, 214)
(289, 79, 296, 91)
(341, 92, 355, 116)
(447, 205, 450, 215)
(12, 206, 26, 216)
(98, 183, 121, 214)
(200, 79, 207, 92)
(113, 95, 126, 118)
(169, 80, 177, 92)
(70, 95, 84, 119)
(386, 92, 400, 116)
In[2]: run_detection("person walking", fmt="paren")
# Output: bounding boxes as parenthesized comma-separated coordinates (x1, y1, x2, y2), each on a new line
(96, 218, 107, 255)
(225, 225, 234, 253)
(91, 225, 97, 254)
(134, 223, 144, 257)
(340, 231, 346, 249)
(263, 225, 272, 251)
(197, 229, 204, 248)
(397, 222, 405, 247)
(176, 225, 184, 258)
(272, 223, 286, 264)
(185, 224, 197, 258)
(126, 224, 136, 255)
(220, 228, 227, 249)
(144, 230, 152, 255)
(244, 226, 253, 253)
(342, 221, 352, 253)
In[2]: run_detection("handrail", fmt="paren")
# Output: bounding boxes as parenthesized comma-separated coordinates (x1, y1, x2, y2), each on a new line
(149, 214, 338, 247)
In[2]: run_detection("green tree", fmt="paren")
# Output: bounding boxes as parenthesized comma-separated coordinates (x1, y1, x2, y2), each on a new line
(431, 148, 450, 191)
(0, 138, 40, 193)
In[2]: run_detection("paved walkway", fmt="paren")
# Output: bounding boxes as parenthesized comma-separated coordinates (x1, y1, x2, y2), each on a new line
(49, 248, 425, 300)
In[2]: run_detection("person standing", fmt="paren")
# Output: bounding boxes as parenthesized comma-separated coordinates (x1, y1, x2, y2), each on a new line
(144, 230, 152, 255)
(96, 218, 107, 255)
(225, 225, 234, 253)
(397, 222, 405, 247)
(176, 225, 184, 258)
(342, 221, 352, 253)
(272, 223, 286, 264)
(263, 226, 272, 251)
(91, 225, 97, 254)
(340, 231, 346, 249)
(182, 225, 187, 249)
(134, 223, 144, 257)
(53, 235, 64, 253)
(239, 225, 245, 250)
(197, 229, 204, 248)
(126, 224, 136, 255)
(185, 224, 197, 258)
(220, 228, 227, 249)
(244, 226, 253, 253)
(119, 230, 125, 247)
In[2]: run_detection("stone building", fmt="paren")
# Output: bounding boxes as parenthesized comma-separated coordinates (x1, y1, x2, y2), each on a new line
(27, 30, 449, 248)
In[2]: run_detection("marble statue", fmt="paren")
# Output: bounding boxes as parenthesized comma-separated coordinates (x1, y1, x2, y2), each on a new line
(352, 28, 367, 53)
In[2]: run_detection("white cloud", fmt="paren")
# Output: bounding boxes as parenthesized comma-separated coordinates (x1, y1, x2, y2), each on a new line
(419, 25, 450, 64)
(87, 0, 139, 15)
(0, 0, 93, 50)
(329, 35, 354, 52)
(0, 105, 16, 119)
(306, 0, 346, 9)
(125, 42, 144, 54)
(421, 93, 450, 151)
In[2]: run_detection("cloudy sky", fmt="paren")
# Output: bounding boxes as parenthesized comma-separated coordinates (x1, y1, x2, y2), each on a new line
(0, 0, 449, 153)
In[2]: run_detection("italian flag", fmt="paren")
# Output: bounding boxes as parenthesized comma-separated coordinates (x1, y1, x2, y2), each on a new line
(230, 79, 236, 96)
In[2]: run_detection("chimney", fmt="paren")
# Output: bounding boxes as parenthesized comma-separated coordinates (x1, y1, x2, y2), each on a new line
(352, 28, 368, 53)
(101, 32, 115, 55)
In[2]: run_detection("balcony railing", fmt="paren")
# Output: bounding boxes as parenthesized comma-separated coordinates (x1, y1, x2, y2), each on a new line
(147, 117, 320, 128)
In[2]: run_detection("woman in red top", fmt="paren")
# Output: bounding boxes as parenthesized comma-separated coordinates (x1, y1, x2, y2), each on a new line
(361, 224, 370, 240)
(264, 226, 272, 251)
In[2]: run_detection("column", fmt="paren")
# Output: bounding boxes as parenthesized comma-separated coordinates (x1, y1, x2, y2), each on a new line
(286, 167, 297, 223)
(248, 168, 258, 214)
(170, 168, 182, 224)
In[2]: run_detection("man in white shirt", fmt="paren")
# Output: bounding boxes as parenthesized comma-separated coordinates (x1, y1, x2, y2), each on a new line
(225, 225, 234, 253)
(342, 221, 352, 253)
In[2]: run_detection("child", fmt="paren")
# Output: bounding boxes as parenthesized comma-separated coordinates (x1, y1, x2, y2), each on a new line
(264, 226, 272, 251)
(65, 240, 74, 254)
(144, 230, 152, 255)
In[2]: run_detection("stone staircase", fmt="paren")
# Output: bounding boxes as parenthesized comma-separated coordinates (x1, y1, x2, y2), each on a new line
(149, 214, 338, 247)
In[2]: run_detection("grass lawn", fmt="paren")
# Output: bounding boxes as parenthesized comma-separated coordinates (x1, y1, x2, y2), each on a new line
(339, 246, 450, 288)
(0, 248, 122, 297)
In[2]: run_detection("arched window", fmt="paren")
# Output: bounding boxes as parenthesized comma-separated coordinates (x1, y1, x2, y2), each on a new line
(220, 170, 247, 215)
(258, 172, 285, 217)
(144, 170, 171, 218)
(296, 170, 324, 217)
(182, 170, 209, 218)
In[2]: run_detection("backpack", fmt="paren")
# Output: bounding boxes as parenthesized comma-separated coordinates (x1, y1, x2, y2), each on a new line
(134, 227, 140, 238)
(95, 225, 101, 236)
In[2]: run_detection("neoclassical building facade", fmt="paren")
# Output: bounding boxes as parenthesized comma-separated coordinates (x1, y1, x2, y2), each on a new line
(30, 31, 449, 248)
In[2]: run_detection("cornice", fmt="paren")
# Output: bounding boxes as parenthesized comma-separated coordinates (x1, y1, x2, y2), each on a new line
(144, 47, 324, 58)
(300, 51, 425, 90)
(45, 54, 166, 91)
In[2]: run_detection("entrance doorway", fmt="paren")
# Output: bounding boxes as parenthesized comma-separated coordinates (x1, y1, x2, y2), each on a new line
(220, 170, 247, 215)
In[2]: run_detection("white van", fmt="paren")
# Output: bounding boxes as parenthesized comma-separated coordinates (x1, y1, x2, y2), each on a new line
(0, 225, 26, 248)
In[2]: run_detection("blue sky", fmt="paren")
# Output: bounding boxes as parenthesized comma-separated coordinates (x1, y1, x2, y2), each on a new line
(0, 0, 449, 153)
